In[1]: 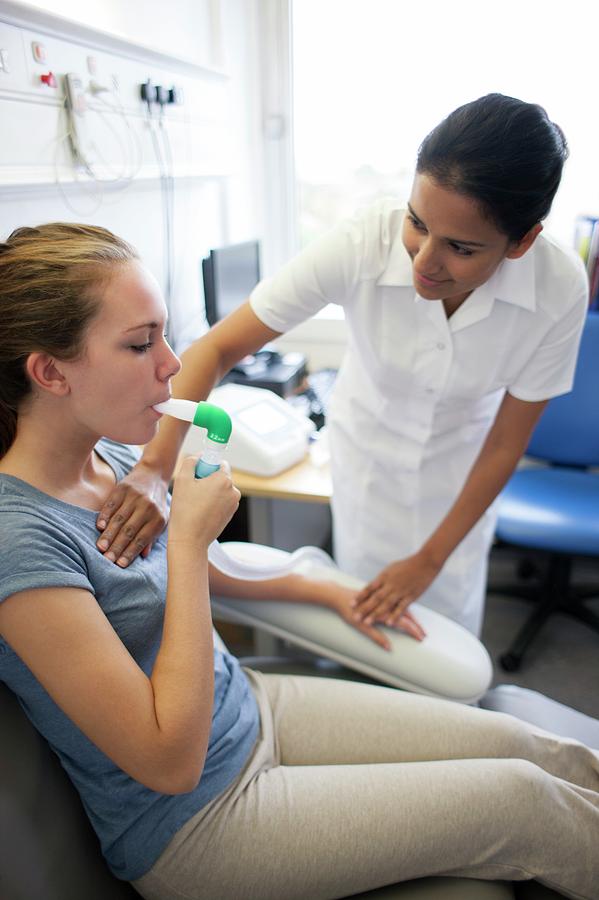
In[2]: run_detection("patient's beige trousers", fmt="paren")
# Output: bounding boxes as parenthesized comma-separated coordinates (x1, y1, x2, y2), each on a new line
(135, 671, 599, 900)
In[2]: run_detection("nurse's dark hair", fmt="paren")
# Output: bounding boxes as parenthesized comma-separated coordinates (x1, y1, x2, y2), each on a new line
(416, 93, 568, 242)
(0, 222, 138, 458)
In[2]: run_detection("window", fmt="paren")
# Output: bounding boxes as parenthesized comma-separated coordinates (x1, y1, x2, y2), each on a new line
(292, 0, 599, 251)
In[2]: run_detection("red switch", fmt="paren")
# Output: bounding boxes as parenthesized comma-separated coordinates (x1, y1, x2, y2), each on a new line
(40, 71, 57, 88)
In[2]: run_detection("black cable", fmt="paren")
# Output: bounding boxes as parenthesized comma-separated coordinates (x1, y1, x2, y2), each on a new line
(158, 106, 176, 345)
(145, 100, 174, 346)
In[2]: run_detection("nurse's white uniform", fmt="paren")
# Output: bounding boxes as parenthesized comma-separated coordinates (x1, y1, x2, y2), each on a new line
(250, 199, 588, 634)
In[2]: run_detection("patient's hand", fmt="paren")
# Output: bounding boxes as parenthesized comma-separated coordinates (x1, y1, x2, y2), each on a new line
(322, 582, 425, 650)
(96, 461, 169, 566)
(352, 554, 440, 630)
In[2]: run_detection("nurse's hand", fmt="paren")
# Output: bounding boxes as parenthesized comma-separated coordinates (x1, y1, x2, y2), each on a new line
(353, 554, 440, 629)
(96, 462, 170, 567)
(323, 583, 425, 649)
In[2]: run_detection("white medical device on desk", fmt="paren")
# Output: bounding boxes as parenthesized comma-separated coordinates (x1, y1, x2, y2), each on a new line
(180, 383, 315, 477)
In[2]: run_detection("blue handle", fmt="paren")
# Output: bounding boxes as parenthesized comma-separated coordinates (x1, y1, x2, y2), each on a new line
(194, 459, 220, 479)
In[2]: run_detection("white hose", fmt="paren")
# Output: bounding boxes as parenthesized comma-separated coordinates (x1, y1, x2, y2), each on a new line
(207, 539, 335, 581)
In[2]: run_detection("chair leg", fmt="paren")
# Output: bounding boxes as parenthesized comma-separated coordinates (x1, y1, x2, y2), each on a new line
(499, 556, 570, 672)
(568, 600, 599, 633)
(487, 548, 542, 601)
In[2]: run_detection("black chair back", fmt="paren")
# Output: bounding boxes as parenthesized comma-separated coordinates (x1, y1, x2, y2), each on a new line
(0, 680, 138, 900)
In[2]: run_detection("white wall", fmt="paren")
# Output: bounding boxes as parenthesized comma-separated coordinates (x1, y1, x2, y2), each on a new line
(0, 0, 347, 370)
(0, 0, 265, 353)
(19, 0, 217, 68)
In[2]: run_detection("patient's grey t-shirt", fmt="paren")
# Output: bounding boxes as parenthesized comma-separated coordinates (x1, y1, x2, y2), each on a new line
(0, 439, 259, 881)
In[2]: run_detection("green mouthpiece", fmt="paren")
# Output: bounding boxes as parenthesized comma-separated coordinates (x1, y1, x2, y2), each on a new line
(192, 402, 233, 444)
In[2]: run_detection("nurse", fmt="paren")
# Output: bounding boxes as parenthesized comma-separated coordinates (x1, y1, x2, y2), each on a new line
(96, 93, 588, 635)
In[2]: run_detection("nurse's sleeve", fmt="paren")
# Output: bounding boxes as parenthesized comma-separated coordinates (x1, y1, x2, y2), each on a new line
(508, 282, 588, 402)
(249, 203, 386, 333)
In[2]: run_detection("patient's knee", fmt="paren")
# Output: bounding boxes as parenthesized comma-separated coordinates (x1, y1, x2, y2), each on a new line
(493, 757, 553, 823)
(481, 708, 545, 760)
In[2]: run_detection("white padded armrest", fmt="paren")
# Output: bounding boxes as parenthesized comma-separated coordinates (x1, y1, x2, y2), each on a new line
(481, 685, 599, 749)
(211, 542, 493, 704)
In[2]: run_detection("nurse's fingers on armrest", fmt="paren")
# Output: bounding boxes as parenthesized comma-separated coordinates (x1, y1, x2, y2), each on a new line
(355, 586, 402, 623)
(328, 585, 390, 651)
(354, 578, 383, 606)
(380, 595, 417, 627)
(396, 610, 425, 641)
(351, 609, 422, 647)
(353, 619, 391, 651)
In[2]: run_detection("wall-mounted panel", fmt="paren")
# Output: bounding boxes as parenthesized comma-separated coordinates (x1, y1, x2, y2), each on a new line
(0, 0, 261, 352)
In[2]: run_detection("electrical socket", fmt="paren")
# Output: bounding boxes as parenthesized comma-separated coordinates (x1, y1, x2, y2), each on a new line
(154, 84, 168, 105)
(64, 72, 86, 116)
(63, 73, 88, 169)
(139, 79, 183, 107)
(168, 85, 183, 105)
(140, 79, 154, 104)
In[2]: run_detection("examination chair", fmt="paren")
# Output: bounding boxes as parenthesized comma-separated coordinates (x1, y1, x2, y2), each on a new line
(495, 310, 599, 671)
(212, 542, 493, 704)
(0, 638, 565, 900)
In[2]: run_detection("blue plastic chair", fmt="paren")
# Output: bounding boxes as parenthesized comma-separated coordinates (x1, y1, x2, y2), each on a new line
(495, 311, 599, 671)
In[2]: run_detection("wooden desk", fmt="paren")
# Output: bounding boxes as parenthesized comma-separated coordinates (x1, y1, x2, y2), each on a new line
(232, 453, 332, 504)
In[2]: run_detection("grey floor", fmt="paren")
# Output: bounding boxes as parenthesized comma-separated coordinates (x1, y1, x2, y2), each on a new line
(483, 547, 599, 719)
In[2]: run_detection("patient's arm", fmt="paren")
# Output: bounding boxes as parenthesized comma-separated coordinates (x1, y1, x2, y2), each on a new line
(0, 459, 240, 797)
(208, 566, 424, 649)
(0, 540, 215, 796)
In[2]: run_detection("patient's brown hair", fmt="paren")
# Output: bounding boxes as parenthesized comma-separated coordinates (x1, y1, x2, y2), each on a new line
(0, 222, 138, 458)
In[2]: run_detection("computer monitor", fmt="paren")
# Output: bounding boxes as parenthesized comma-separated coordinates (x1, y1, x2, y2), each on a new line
(202, 240, 261, 326)
(202, 239, 308, 399)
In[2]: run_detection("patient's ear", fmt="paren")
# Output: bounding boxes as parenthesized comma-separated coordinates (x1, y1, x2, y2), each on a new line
(25, 352, 70, 396)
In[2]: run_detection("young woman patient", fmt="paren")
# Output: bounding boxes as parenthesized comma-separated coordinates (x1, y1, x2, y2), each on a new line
(0, 223, 598, 900)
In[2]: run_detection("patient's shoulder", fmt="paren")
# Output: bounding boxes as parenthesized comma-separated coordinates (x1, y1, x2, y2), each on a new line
(95, 438, 141, 479)
(0, 477, 93, 599)
(0, 473, 82, 531)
